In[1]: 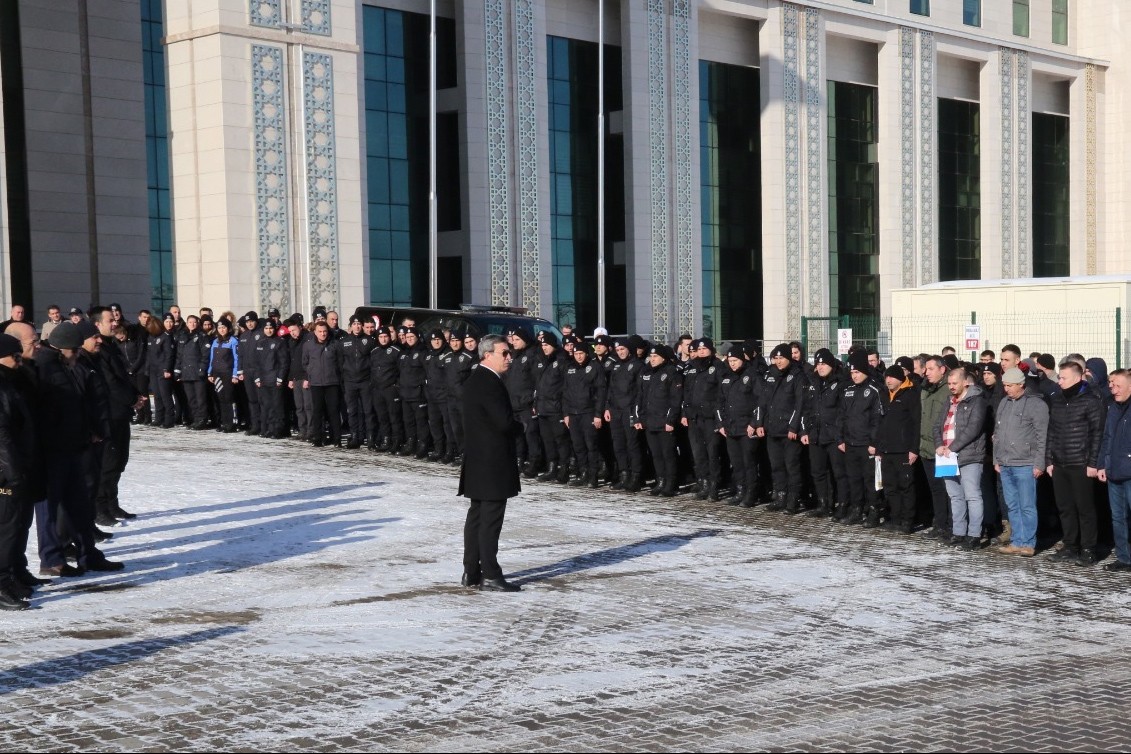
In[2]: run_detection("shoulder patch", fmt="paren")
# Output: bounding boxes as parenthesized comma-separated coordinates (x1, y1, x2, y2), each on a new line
(660, 373, 668, 382)
(785, 374, 794, 382)
(585, 365, 592, 373)
(708, 366, 715, 374)
(864, 388, 872, 397)
(743, 375, 750, 384)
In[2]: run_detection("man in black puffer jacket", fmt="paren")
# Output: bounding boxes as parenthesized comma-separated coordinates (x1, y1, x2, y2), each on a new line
(504, 328, 542, 475)
(756, 344, 806, 513)
(876, 365, 921, 533)
(801, 348, 846, 519)
(1046, 360, 1106, 566)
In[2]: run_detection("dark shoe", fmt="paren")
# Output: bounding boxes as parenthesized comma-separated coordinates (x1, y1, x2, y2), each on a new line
(898, 522, 914, 535)
(766, 491, 787, 512)
(15, 570, 50, 587)
(658, 477, 677, 497)
(610, 471, 627, 491)
(0, 591, 29, 611)
(586, 470, 599, 489)
(397, 443, 416, 456)
(460, 572, 481, 588)
(624, 473, 643, 493)
(415, 446, 430, 460)
(695, 479, 708, 500)
(555, 466, 571, 485)
(1103, 560, 1131, 572)
(1047, 547, 1080, 562)
(92, 527, 113, 542)
(85, 559, 125, 572)
(1075, 549, 1098, 567)
(451, 454, 464, 467)
(2, 577, 32, 600)
(522, 462, 539, 479)
(39, 564, 85, 577)
(726, 486, 746, 506)
(537, 463, 559, 483)
(346, 439, 362, 450)
(784, 494, 801, 515)
(706, 481, 720, 502)
(568, 475, 587, 487)
(960, 536, 982, 551)
(649, 478, 666, 497)
(806, 499, 831, 518)
(479, 577, 521, 593)
(95, 512, 118, 527)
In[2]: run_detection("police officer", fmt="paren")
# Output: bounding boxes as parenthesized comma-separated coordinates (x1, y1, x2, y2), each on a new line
(837, 351, 883, 525)
(757, 344, 806, 513)
(424, 329, 451, 461)
(504, 328, 542, 477)
(606, 339, 645, 492)
(397, 327, 429, 457)
(255, 319, 290, 439)
(208, 318, 240, 433)
(876, 364, 921, 532)
(718, 344, 761, 507)
(370, 326, 403, 452)
(682, 338, 724, 501)
(174, 315, 211, 429)
(339, 316, 377, 449)
(591, 334, 618, 483)
(801, 348, 848, 519)
(147, 314, 176, 428)
(237, 312, 263, 435)
(443, 329, 477, 465)
(562, 340, 608, 488)
(534, 331, 572, 484)
(633, 345, 682, 497)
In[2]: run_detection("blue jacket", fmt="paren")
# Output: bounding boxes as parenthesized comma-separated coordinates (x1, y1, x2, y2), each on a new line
(1099, 400, 1131, 482)
(208, 336, 240, 377)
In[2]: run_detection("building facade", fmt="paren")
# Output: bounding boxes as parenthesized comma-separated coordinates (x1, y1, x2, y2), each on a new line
(0, 0, 1126, 344)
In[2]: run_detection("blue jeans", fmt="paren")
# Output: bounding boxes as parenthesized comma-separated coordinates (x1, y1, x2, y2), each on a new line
(944, 463, 983, 537)
(1109, 480, 1131, 565)
(999, 465, 1038, 549)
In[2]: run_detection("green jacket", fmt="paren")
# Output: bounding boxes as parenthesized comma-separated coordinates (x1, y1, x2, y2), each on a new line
(919, 377, 949, 457)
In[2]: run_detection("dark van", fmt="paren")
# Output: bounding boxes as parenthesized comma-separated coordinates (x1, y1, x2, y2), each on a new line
(350, 304, 563, 343)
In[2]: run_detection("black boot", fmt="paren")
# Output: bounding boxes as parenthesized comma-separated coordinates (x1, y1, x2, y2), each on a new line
(624, 473, 642, 493)
(569, 471, 587, 487)
(695, 479, 708, 500)
(649, 478, 666, 496)
(863, 507, 883, 528)
(806, 497, 832, 518)
(784, 493, 801, 515)
(727, 485, 745, 506)
(554, 465, 571, 484)
(610, 471, 627, 491)
(766, 491, 787, 512)
(659, 477, 677, 497)
(586, 469, 599, 489)
(398, 441, 416, 456)
(537, 463, 558, 482)
(523, 461, 540, 479)
(706, 481, 720, 502)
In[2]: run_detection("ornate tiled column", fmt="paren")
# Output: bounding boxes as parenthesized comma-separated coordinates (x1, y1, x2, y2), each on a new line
(981, 47, 1030, 280)
(165, 0, 361, 314)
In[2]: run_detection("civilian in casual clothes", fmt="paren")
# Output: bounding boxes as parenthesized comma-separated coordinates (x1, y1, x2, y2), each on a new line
(934, 368, 989, 550)
(877, 365, 921, 533)
(992, 367, 1049, 557)
(1099, 369, 1131, 572)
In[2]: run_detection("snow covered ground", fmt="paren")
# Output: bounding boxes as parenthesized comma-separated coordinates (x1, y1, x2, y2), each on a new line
(2, 425, 1131, 751)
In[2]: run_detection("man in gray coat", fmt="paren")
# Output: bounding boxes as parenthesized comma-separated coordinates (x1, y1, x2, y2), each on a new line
(992, 367, 1048, 556)
(934, 368, 988, 550)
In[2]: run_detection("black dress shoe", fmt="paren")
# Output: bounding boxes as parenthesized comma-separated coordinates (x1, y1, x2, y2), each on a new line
(112, 506, 138, 520)
(93, 527, 114, 542)
(479, 577, 521, 592)
(15, 570, 51, 587)
(460, 572, 481, 588)
(0, 591, 29, 611)
(85, 559, 125, 572)
(40, 564, 85, 577)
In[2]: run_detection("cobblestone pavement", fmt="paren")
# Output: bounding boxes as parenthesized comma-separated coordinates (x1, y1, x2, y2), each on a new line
(3, 427, 1131, 751)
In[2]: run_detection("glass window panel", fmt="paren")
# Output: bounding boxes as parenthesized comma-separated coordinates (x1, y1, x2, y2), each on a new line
(1013, 0, 1030, 37)
(389, 160, 409, 204)
(1051, 0, 1068, 44)
(910, 0, 930, 16)
(963, 0, 981, 26)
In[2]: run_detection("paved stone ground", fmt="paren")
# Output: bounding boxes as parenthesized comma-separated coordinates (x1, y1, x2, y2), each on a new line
(3, 426, 1131, 751)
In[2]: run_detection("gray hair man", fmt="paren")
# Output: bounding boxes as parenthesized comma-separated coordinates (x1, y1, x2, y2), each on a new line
(992, 367, 1048, 556)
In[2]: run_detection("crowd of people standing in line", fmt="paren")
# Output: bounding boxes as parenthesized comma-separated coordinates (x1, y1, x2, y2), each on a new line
(2, 298, 1131, 611)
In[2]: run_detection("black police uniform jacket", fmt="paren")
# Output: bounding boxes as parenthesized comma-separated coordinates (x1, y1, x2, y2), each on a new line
(606, 356, 642, 414)
(562, 357, 608, 419)
(503, 346, 538, 413)
(256, 335, 290, 386)
(147, 330, 175, 376)
(758, 362, 804, 437)
(534, 351, 567, 418)
(174, 329, 210, 381)
(99, 337, 143, 422)
(339, 334, 376, 385)
(458, 364, 521, 501)
(802, 372, 844, 445)
(397, 342, 427, 402)
(424, 345, 450, 403)
(237, 329, 263, 380)
(123, 323, 147, 376)
(876, 380, 921, 454)
(370, 341, 401, 390)
(682, 357, 722, 422)
(838, 379, 883, 447)
(445, 348, 476, 403)
(632, 362, 682, 430)
(717, 362, 761, 435)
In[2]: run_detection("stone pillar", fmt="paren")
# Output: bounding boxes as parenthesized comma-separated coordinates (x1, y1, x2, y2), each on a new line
(1068, 66, 1094, 275)
(875, 28, 907, 319)
(165, 0, 361, 315)
(979, 50, 1006, 279)
(458, 1, 494, 307)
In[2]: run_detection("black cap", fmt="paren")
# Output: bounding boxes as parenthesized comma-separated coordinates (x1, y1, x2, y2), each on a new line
(163, 312, 176, 322)
(849, 352, 871, 373)
(593, 334, 611, 347)
(261, 319, 276, 330)
(68, 307, 83, 317)
(627, 335, 645, 353)
(896, 356, 915, 374)
(48, 322, 83, 350)
(1037, 353, 1056, 370)
(312, 306, 327, 319)
(649, 344, 675, 362)
(268, 308, 280, 317)
(244, 311, 259, 322)
(769, 343, 791, 360)
(813, 348, 837, 366)
(348, 315, 362, 325)
(403, 326, 419, 336)
(217, 317, 234, 330)
(884, 365, 905, 382)
(428, 329, 445, 341)
(562, 334, 582, 347)
(538, 331, 560, 348)
(726, 344, 745, 360)
(109, 303, 122, 312)
(693, 337, 715, 352)
(291, 312, 305, 326)
(0, 333, 21, 358)
(508, 327, 533, 344)
(981, 362, 1003, 377)
(942, 354, 961, 371)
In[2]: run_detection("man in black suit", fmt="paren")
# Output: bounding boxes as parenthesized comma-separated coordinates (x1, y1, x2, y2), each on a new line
(458, 334, 522, 592)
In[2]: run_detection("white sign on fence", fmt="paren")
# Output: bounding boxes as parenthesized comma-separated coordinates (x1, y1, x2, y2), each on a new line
(837, 328, 853, 354)
(964, 324, 981, 351)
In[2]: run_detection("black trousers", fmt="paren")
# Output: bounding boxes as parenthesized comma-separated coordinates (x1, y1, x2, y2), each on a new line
(608, 409, 644, 476)
(538, 414, 571, 468)
(373, 386, 403, 447)
(427, 399, 449, 455)
(567, 414, 600, 475)
(243, 379, 262, 433)
(766, 435, 803, 496)
(446, 399, 465, 455)
(292, 383, 312, 438)
(463, 499, 507, 580)
(400, 397, 429, 448)
(213, 375, 236, 430)
(39, 450, 100, 569)
(133, 371, 150, 423)
(919, 457, 953, 530)
(182, 379, 207, 426)
(309, 384, 342, 444)
(725, 434, 757, 490)
(646, 429, 678, 484)
(881, 453, 916, 526)
(514, 412, 543, 466)
(1052, 464, 1097, 551)
(150, 371, 175, 427)
(689, 418, 723, 483)
(344, 382, 376, 444)
(809, 440, 847, 504)
(843, 444, 879, 511)
(259, 381, 284, 436)
(95, 418, 131, 516)
(0, 489, 32, 577)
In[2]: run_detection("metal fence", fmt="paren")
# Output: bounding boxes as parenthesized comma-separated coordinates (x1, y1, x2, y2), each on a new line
(802, 309, 1126, 368)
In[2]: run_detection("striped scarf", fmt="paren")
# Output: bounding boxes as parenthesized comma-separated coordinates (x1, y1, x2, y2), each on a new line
(942, 396, 959, 447)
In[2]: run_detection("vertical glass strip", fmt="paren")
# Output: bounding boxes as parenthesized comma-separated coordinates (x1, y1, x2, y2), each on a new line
(142, 0, 173, 311)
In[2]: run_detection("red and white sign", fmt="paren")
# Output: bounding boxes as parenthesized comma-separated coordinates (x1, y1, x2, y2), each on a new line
(964, 324, 981, 351)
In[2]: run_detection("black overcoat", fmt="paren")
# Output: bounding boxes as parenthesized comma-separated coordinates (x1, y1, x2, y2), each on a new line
(458, 364, 521, 501)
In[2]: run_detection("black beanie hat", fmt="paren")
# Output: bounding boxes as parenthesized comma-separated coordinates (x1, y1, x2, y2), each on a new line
(813, 348, 837, 366)
(244, 311, 259, 322)
(538, 330, 560, 348)
(849, 351, 871, 373)
(217, 317, 233, 331)
(261, 319, 276, 330)
(769, 343, 791, 360)
(48, 322, 84, 350)
(726, 344, 746, 360)
(1037, 353, 1056, 370)
(627, 335, 645, 353)
(942, 354, 961, 371)
(75, 319, 100, 342)
(884, 365, 905, 382)
(982, 362, 1003, 377)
